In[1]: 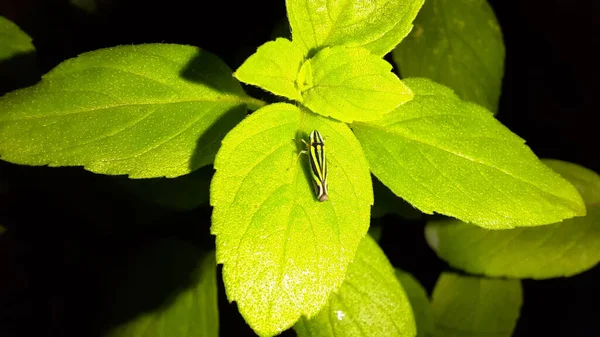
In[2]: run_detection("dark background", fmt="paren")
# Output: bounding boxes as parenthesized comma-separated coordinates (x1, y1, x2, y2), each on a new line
(0, 0, 598, 336)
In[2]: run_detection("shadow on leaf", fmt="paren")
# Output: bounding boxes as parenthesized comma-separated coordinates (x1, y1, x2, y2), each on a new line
(179, 50, 249, 173)
(179, 49, 242, 94)
(188, 104, 247, 173)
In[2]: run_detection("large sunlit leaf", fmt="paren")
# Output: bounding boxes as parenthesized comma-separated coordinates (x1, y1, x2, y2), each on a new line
(295, 235, 416, 337)
(210, 103, 373, 336)
(105, 240, 218, 337)
(286, 0, 425, 57)
(234, 38, 304, 101)
(393, 0, 505, 113)
(353, 78, 585, 229)
(395, 270, 434, 337)
(431, 273, 522, 337)
(298, 46, 413, 123)
(0, 44, 252, 178)
(426, 159, 600, 279)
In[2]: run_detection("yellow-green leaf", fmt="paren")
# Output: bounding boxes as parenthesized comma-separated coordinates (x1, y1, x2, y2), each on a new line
(295, 236, 416, 337)
(0, 44, 250, 178)
(234, 38, 305, 101)
(211, 103, 373, 336)
(0, 16, 38, 93)
(393, 0, 505, 113)
(0, 16, 34, 63)
(431, 273, 522, 337)
(353, 78, 585, 228)
(287, 0, 425, 57)
(426, 159, 600, 279)
(298, 46, 413, 123)
(395, 270, 434, 337)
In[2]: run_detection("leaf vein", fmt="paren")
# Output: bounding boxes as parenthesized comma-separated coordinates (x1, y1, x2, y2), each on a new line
(417, 146, 508, 219)
(96, 106, 213, 163)
(366, 123, 570, 206)
(369, 130, 449, 212)
(0, 95, 244, 122)
(40, 105, 160, 156)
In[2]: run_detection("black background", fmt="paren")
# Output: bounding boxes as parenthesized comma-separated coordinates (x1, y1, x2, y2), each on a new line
(0, 0, 598, 336)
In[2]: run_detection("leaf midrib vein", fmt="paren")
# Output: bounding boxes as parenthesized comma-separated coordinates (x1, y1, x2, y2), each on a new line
(95, 105, 216, 164)
(363, 123, 571, 204)
(1, 92, 247, 122)
(416, 145, 510, 220)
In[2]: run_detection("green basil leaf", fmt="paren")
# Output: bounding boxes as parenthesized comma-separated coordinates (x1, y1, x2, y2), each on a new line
(426, 159, 600, 279)
(295, 236, 416, 337)
(287, 0, 424, 56)
(393, 0, 505, 113)
(353, 78, 585, 228)
(211, 103, 373, 336)
(298, 46, 413, 122)
(0, 44, 252, 178)
(395, 269, 434, 337)
(431, 273, 522, 337)
(234, 38, 304, 101)
(0, 16, 38, 93)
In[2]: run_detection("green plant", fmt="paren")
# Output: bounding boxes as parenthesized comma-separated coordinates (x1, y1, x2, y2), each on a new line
(1, 0, 598, 336)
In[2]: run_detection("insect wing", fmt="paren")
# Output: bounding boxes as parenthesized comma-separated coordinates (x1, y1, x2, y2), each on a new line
(308, 130, 328, 201)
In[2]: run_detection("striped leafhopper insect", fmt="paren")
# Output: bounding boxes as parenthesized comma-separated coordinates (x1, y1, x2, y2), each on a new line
(302, 130, 329, 202)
